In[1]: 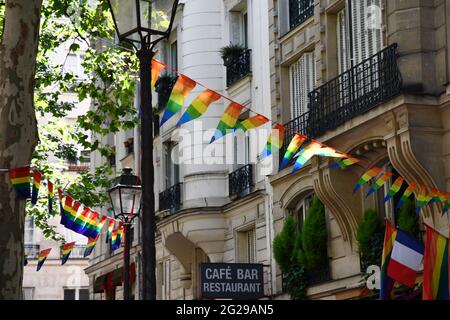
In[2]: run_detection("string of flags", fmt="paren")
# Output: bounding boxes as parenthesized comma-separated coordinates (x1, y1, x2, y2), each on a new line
(151, 58, 449, 216)
(6, 58, 450, 271)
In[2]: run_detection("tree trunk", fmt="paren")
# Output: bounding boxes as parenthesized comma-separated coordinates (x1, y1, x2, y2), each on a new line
(0, 0, 42, 299)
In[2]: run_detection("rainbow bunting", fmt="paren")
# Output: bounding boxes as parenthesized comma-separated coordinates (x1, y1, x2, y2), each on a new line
(151, 59, 166, 90)
(160, 74, 197, 126)
(397, 182, 417, 209)
(234, 115, 270, 132)
(8, 166, 31, 199)
(384, 176, 404, 202)
(315, 146, 346, 158)
(84, 236, 99, 258)
(106, 218, 115, 243)
(428, 188, 440, 204)
(352, 167, 382, 194)
(61, 242, 76, 265)
(65, 201, 81, 231)
(210, 102, 244, 143)
(58, 188, 64, 217)
(48, 181, 54, 214)
(279, 134, 307, 170)
(73, 208, 92, 234)
(94, 216, 108, 237)
(37, 248, 52, 271)
(60, 196, 73, 227)
(443, 199, 450, 215)
(177, 89, 221, 126)
(81, 211, 99, 239)
(31, 170, 42, 205)
(366, 172, 393, 197)
(423, 225, 449, 300)
(380, 220, 397, 299)
(292, 142, 323, 172)
(110, 228, 119, 251)
(416, 186, 432, 215)
(260, 124, 285, 160)
(328, 157, 360, 169)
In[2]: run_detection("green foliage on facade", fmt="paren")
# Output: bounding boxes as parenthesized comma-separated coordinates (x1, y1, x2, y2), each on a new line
(397, 199, 419, 238)
(301, 197, 328, 270)
(356, 209, 384, 270)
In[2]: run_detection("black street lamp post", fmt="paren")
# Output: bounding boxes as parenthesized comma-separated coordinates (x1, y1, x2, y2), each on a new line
(106, 0, 179, 300)
(108, 168, 142, 300)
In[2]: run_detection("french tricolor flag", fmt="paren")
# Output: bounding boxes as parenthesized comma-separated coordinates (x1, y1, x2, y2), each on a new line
(387, 229, 424, 288)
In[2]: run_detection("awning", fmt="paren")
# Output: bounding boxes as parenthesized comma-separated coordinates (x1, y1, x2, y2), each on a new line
(94, 263, 136, 292)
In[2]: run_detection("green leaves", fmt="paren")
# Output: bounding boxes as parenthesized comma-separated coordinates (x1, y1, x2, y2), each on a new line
(356, 209, 384, 271)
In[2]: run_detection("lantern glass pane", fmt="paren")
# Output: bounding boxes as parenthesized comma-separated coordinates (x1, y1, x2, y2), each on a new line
(110, 0, 140, 41)
(140, 0, 172, 33)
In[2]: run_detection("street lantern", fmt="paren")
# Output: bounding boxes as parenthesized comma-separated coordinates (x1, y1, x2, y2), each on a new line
(108, 168, 142, 300)
(107, 0, 179, 49)
(108, 167, 142, 220)
(106, 0, 179, 301)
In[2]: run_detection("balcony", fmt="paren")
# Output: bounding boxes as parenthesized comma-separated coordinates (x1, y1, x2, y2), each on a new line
(280, 44, 402, 166)
(225, 49, 252, 87)
(61, 245, 88, 259)
(229, 164, 253, 198)
(24, 244, 40, 259)
(289, 0, 314, 30)
(159, 183, 182, 213)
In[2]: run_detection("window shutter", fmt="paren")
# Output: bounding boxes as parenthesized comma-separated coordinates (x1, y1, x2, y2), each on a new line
(337, 9, 348, 74)
(290, 52, 315, 119)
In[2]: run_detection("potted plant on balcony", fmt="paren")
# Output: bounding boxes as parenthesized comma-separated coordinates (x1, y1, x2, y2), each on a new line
(219, 43, 246, 66)
(397, 199, 420, 238)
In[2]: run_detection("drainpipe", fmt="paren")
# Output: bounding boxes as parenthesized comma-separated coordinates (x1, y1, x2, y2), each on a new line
(263, 175, 276, 298)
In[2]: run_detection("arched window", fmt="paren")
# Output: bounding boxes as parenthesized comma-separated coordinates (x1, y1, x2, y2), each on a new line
(287, 191, 315, 232)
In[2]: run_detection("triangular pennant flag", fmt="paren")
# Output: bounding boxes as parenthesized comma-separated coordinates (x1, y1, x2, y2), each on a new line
(353, 167, 382, 194)
(60, 195, 73, 227)
(160, 74, 197, 126)
(31, 170, 42, 205)
(93, 216, 108, 239)
(366, 172, 393, 197)
(73, 208, 92, 234)
(8, 166, 31, 199)
(106, 218, 115, 243)
(315, 146, 346, 158)
(292, 141, 323, 172)
(396, 182, 417, 208)
(65, 201, 81, 231)
(279, 134, 307, 170)
(61, 242, 76, 265)
(177, 89, 221, 126)
(260, 124, 285, 160)
(151, 59, 166, 90)
(234, 114, 270, 132)
(210, 102, 244, 143)
(84, 236, 99, 258)
(427, 188, 440, 205)
(48, 181, 54, 214)
(110, 228, 119, 251)
(415, 185, 431, 215)
(384, 176, 404, 202)
(82, 211, 99, 239)
(37, 248, 52, 271)
(328, 157, 360, 169)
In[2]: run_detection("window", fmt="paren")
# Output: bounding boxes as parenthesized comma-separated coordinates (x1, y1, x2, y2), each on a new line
(164, 142, 179, 189)
(294, 192, 314, 232)
(79, 289, 89, 300)
(230, 10, 248, 48)
(22, 287, 34, 300)
(237, 228, 256, 263)
(157, 260, 171, 300)
(64, 289, 76, 300)
(337, 0, 383, 72)
(24, 216, 35, 245)
(170, 41, 178, 70)
(64, 288, 89, 300)
(289, 52, 315, 119)
(64, 53, 85, 79)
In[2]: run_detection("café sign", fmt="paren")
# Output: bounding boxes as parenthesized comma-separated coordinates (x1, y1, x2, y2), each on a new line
(199, 263, 265, 299)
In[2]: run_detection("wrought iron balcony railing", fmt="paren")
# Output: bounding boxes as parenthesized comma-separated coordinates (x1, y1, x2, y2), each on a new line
(280, 44, 402, 167)
(159, 183, 182, 213)
(24, 244, 40, 259)
(289, 0, 314, 30)
(61, 245, 87, 259)
(229, 164, 253, 198)
(225, 49, 252, 87)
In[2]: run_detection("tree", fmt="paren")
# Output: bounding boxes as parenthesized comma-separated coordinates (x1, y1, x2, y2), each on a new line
(0, 0, 43, 300)
(356, 209, 384, 271)
(397, 199, 419, 238)
(0, 0, 139, 298)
